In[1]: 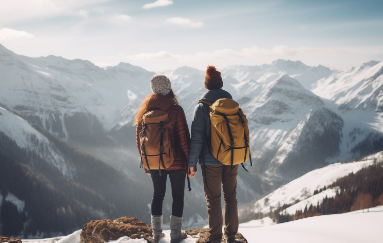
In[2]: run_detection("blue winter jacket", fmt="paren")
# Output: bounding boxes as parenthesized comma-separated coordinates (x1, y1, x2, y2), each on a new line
(188, 89, 232, 167)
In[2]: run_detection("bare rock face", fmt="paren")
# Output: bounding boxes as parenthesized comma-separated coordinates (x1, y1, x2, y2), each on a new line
(0, 236, 22, 243)
(80, 217, 152, 243)
(80, 217, 248, 243)
(185, 229, 248, 243)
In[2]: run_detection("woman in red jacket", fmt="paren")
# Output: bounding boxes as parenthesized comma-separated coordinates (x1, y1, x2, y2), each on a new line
(134, 75, 190, 243)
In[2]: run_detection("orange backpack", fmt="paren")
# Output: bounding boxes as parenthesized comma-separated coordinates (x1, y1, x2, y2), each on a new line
(139, 109, 174, 175)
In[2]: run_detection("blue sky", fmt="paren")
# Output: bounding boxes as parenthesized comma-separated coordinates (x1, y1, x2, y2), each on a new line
(0, 0, 382, 71)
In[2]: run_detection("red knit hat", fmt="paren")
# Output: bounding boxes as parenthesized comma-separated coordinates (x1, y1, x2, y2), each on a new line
(205, 65, 223, 90)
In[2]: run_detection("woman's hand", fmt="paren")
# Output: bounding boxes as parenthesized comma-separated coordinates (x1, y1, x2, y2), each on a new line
(144, 168, 150, 175)
(188, 166, 197, 178)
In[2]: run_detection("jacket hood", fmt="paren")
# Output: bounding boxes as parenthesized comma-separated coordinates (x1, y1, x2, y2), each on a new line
(200, 89, 232, 103)
(149, 95, 175, 111)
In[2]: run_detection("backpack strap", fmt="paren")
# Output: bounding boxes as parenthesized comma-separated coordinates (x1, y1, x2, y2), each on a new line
(141, 123, 151, 170)
(237, 112, 252, 168)
(158, 121, 167, 176)
(221, 114, 235, 176)
(198, 100, 212, 106)
(198, 99, 220, 196)
(166, 103, 178, 111)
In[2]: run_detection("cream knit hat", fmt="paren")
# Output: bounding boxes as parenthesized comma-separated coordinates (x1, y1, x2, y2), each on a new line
(150, 74, 171, 96)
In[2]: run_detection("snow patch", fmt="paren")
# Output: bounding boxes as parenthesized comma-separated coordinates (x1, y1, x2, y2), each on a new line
(284, 187, 338, 215)
(5, 193, 25, 212)
(56, 230, 81, 243)
(108, 236, 147, 242)
(37, 70, 52, 77)
(240, 205, 383, 243)
(239, 217, 275, 228)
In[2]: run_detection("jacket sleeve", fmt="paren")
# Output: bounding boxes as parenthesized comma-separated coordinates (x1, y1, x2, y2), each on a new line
(188, 104, 207, 167)
(136, 122, 142, 156)
(174, 106, 190, 161)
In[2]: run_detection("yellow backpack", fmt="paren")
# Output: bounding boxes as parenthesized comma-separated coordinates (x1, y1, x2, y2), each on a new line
(200, 98, 252, 171)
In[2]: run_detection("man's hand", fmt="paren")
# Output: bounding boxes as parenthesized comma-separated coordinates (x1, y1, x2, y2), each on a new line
(188, 166, 197, 178)
(144, 168, 150, 175)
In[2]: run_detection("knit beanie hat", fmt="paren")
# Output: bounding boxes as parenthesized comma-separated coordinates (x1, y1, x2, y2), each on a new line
(205, 66, 223, 90)
(150, 74, 171, 96)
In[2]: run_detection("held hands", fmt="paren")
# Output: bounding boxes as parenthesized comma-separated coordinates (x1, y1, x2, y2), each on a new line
(188, 166, 197, 178)
(144, 168, 150, 175)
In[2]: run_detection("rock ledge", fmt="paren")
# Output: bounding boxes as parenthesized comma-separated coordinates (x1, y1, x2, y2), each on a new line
(80, 217, 248, 243)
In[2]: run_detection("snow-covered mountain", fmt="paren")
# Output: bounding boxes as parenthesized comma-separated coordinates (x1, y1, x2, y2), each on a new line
(309, 60, 383, 162)
(1, 43, 383, 237)
(0, 43, 153, 143)
(1, 42, 382, 183)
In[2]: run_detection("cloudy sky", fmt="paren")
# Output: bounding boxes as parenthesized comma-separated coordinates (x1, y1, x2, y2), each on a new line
(1, 0, 383, 71)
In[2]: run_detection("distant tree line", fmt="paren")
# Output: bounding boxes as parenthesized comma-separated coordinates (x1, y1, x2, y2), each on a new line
(278, 160, 383, 223)
(239, 159, 383, 224)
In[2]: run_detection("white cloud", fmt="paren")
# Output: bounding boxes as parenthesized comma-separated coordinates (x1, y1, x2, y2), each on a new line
(77, 10, 89, 18)
(117, 15, 132, 21)
(0, 0, 110, 23)
(125, 45, 383, 71)
(167, 17, 204, 28)
(0, 28, 34, 42)
(128, 51, 179, 60)
(143, 0, 173, 9)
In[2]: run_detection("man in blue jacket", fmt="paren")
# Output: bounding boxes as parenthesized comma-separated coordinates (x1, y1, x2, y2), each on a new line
(188, 66, 239, 243)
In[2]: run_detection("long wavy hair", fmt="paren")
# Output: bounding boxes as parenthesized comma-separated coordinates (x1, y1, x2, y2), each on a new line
(133, 89, 180, 126)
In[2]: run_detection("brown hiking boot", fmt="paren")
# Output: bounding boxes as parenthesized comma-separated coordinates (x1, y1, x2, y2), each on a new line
(147, 233, 165, 243)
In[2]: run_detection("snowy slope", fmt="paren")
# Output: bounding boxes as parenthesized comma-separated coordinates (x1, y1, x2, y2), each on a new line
(0, 107, 70, 176)
(241, 158, 376, 215)
(240, 206, 383, 243)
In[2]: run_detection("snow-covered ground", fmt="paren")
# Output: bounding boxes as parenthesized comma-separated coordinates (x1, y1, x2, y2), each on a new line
(21, 206, 383, 243)
(240, 206, 383, 243)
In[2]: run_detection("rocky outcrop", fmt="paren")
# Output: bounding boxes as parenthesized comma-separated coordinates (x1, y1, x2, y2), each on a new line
(80, 217, 152, 243)
(80, 217, 248, 243)
(0, 236, 22, 243)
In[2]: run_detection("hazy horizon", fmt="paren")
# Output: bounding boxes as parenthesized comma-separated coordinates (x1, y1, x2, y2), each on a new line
(1, 0, 383, 71)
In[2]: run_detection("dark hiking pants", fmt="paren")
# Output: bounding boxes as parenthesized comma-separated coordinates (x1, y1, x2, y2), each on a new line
(150, 171, 186, 217)
(202, 165, 239, 243)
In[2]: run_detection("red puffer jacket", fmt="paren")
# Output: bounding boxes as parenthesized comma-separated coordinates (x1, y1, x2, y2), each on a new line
(136, 96, 190, 171)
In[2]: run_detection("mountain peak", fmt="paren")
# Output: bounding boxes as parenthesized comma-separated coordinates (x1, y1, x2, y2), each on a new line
(269, 59, 310, 74)
(0, 43, 7, 51)
(173, 66, 203, 75)
(360, 60, 380, 68)
(0, 43, 14, 55)
(274, 75, 303, 88)
(271, 59, 307, 68)
(108, 62, 151, 74)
